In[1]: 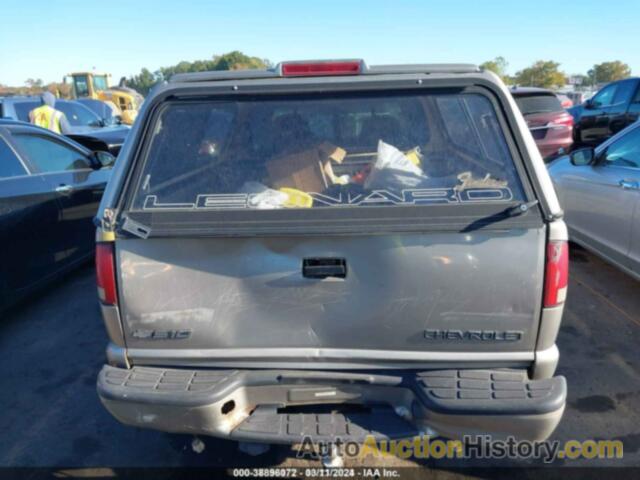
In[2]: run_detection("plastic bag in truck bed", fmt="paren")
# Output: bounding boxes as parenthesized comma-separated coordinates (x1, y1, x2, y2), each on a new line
(240, 181, 314, 209)
(364, 140, 428, 190)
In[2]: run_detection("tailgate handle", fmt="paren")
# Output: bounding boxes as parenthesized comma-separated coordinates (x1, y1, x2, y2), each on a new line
(302, 258, 347, 279)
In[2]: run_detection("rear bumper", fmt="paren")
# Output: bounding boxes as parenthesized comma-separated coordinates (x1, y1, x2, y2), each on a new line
(98, 366, 566, 443)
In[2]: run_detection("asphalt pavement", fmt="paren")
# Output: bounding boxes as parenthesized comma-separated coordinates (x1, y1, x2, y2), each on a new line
(0, 246, 639, 473)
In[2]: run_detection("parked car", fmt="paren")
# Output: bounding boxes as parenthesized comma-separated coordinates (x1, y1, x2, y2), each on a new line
(95, 60, 568, 445)
(556, 93, 573, 109)
(565, 91, 594, 106)
(568, 77, 640, 147)
(549, 120, 640, 280)
(0, 96, 129, 155)
(76, 98, 123, 126)
(0, 119, 115, 311)
(511, 87, 574, 160)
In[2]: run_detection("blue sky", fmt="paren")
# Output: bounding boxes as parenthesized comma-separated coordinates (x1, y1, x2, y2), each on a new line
(1, 0, 638, 86)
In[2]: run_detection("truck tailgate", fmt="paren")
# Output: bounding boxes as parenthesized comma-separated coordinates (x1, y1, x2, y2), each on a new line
(117, 227, 544, 368)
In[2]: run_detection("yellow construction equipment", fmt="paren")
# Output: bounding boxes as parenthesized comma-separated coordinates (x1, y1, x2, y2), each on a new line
(65, 72, 144, 125)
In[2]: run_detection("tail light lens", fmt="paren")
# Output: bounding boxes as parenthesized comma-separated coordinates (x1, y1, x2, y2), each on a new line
(544, 241, 569, 307)
(551, 113, 574, 129)
(96, 243, 117, 305)
(281, 61, 362, 77)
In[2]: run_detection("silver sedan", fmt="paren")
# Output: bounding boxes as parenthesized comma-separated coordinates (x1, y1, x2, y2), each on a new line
(548, 121, 640, 280)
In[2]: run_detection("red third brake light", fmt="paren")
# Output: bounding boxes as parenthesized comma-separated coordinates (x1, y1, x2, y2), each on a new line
(281, 60, 362, 77)
(96, 243, 117, 305)
(543, 241, 569, 308)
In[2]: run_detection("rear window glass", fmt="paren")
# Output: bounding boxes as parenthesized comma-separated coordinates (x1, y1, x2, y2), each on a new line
(132, 92, 524, 211)
(14, 100, 99, 126)
(13, 102, 40, 122)
(513, 94, 563, 115)
(55, 102, 100, 127)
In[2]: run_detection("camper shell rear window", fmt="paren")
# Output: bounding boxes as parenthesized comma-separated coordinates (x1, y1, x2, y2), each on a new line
(131, 90, 525, 213)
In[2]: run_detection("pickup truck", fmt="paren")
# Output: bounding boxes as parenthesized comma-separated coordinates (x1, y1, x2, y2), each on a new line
(95, 60, 569, 445)
(569, 77, 640, 147)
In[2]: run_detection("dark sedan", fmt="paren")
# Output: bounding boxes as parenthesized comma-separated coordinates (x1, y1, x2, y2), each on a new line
(0, 120, 115, 311)
(0, 96, 129, 156)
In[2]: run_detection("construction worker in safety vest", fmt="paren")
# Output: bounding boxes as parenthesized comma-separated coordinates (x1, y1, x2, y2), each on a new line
(28, 92, 71, 135)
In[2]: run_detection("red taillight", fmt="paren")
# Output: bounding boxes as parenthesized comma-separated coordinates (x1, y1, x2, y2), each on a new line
(544, 241, 569, 308)
(96, 243, 117, 305)
(561, 99, 573, 109)
(281, 60, 362, 77)
(551, 113, 574, 129)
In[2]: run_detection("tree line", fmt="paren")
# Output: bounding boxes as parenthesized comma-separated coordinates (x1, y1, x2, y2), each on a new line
(480, 57, 632, 89)
(0, 51, 270, 98)
(0, 78, 71, 98)
(128, 55, 633, 95)
(126, 51, 270, 95)
(0, 52, 632, 98)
